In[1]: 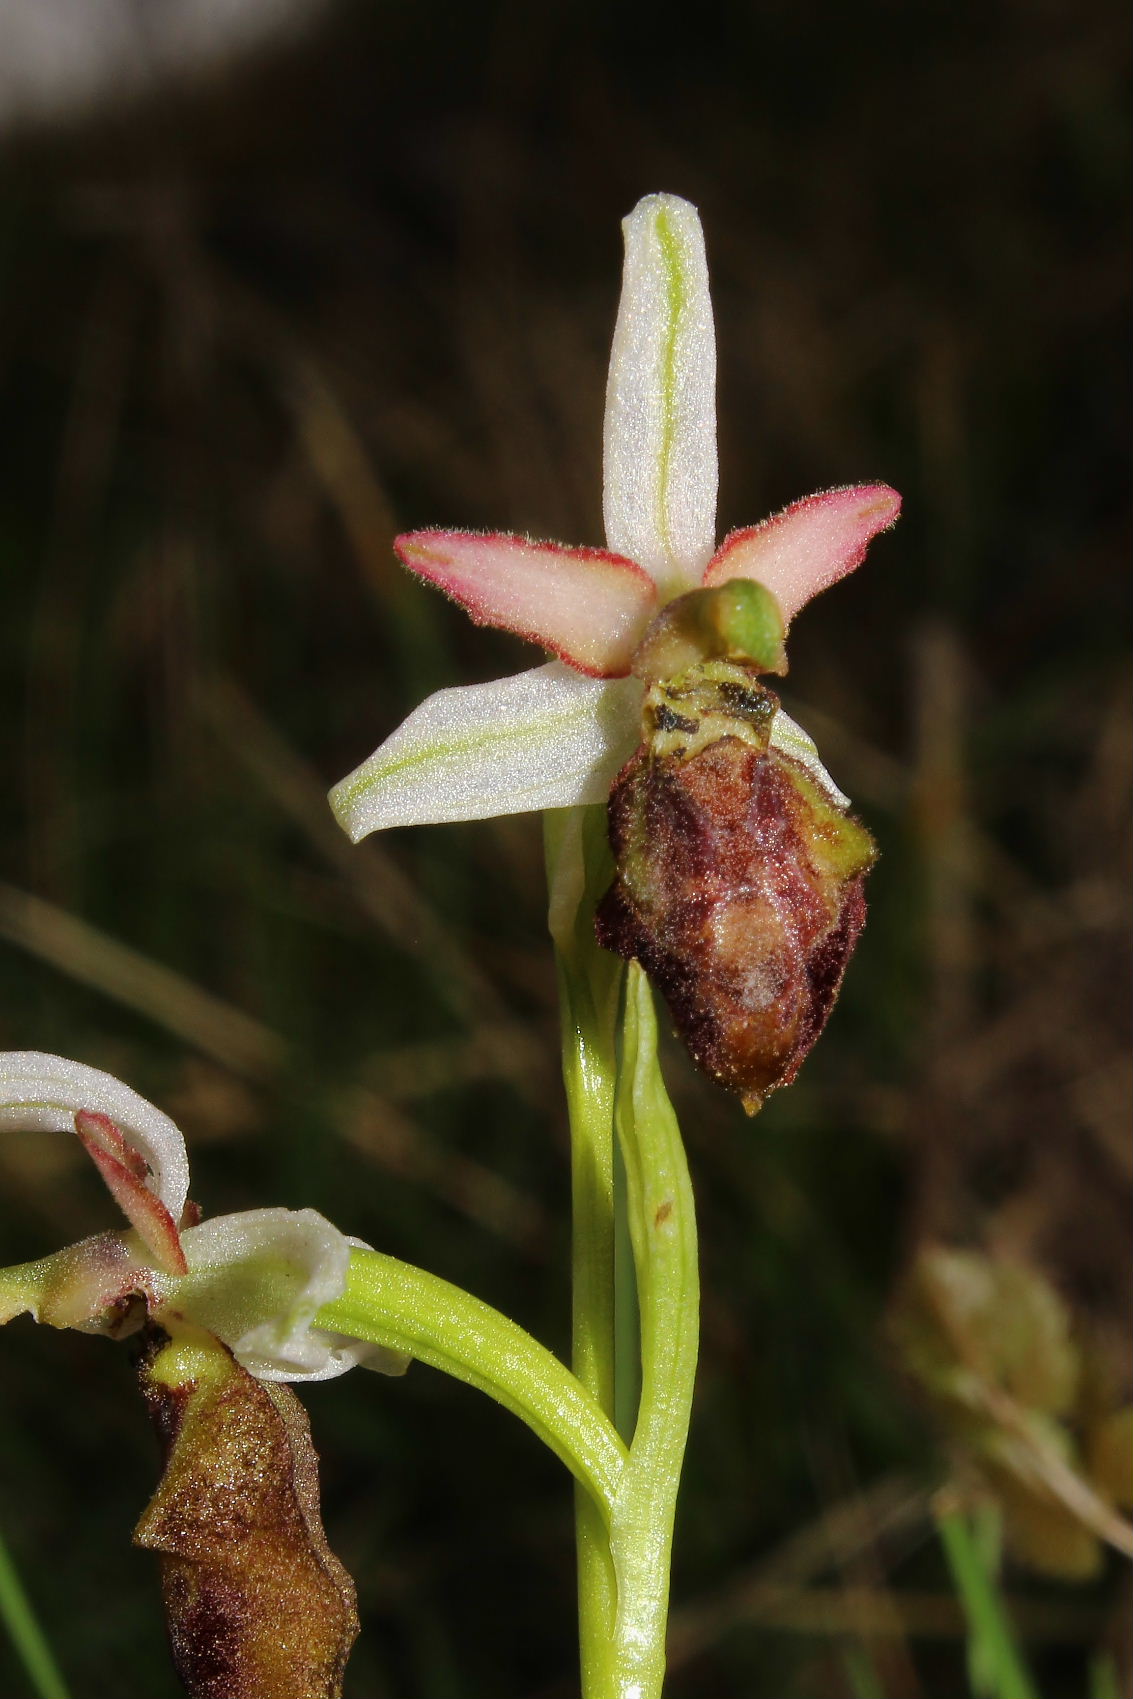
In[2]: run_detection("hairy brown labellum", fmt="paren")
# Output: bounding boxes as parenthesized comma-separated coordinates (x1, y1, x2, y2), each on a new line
(596, 661, 876, 1112)
(134, 1324, 359, 1699)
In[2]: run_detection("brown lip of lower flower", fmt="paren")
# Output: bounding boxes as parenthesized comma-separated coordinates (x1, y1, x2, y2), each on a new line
(134, 1322, 359, 1699)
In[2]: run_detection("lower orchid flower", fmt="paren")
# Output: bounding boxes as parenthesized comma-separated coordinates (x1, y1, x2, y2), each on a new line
(0, 1050, 404, 1381)
(0, 1051, 406, 1699)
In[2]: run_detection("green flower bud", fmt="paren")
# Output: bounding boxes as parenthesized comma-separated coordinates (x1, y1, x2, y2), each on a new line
(631, 579, 787, 683)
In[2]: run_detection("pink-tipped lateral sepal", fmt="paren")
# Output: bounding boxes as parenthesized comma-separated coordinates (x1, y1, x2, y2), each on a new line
(395, 530, 659, 678)
(75, 1110, 189, 1278)
(704, 484, 901, 624)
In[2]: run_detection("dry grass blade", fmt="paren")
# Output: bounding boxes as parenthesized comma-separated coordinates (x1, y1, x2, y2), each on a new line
(284, 356, 402, 597)
(667, 1476, 929, 1667)
(0, 881, 285, 1079)
(338, 1086, 550, 1254)
(676, 1585, 1109, 1644)
(202, 677, 546, 1091)
(362, 1028, 546, 1102)
(668, 1476, 1110, 1661)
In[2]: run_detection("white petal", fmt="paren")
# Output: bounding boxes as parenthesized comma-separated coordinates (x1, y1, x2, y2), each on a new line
(0, 1051, 189, 1221)
(329, 661, 643, 839)
(769, 710, 851, 809)
(172, 1208, 408, 1382)
(603, 193, 718, 598)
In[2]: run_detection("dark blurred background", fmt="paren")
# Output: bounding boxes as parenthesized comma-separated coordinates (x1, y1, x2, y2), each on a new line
(0, 1, 1128, 1695)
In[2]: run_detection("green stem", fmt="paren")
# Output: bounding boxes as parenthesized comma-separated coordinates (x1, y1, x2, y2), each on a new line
(546, 810, 699, 1699)
(0, 1523, 69, 1699)
(612, 1134, 641, 1445)
(545, 805, 626, 1692)
(607, 965, 699, 1699)
(318, 1248, 627, 1521)
(325, 808, 697, 1698)
(936, 1503, 1038, 1699)
(546, 808, 623, 1415)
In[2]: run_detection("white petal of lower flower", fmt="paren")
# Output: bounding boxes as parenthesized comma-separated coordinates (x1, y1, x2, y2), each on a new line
(329, 661, 643, 839)
(0, 1051, 190, 1222)
(172, 1208, 408, 1382)
(603, 193, 718, 598)
(769, 710, 851, 809)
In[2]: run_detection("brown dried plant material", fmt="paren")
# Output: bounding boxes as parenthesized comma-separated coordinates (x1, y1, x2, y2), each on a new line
(134, 1322, 359, 1699)
(889, 1245, 1133, 1579)
(596, 661, 876, 1112)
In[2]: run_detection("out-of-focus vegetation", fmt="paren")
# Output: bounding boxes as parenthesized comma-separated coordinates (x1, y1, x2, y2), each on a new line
(0, 1, 1128, 1694)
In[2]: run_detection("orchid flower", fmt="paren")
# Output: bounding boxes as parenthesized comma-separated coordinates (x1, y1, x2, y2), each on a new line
(0, 1051, 406, 1697)
(0, 1050, 406, 1382)
(323, 194, 901, 1699)
(329, 193, 900, 843)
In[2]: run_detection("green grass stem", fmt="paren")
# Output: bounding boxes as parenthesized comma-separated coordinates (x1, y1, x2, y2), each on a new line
(0, 1524, 69, 1699)
(936, 1505, 1038, 1699)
